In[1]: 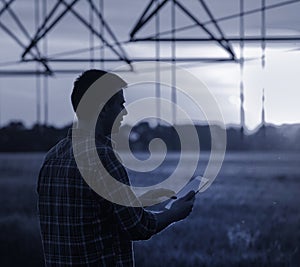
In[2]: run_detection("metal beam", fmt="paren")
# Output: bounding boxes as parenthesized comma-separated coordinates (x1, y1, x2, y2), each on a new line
(0, 0, 14, 17)
(28, 0, 62, 49)
(87, 0, 132, 67)
(130, 0, 169, 39)
(21, 0, 79, 59)
(136, 0, 300, 41)
(0, 21, 51, 72)
(23, 57, 234, 62)
(0, 70, 53, 76)
(2, 0, 33, 41)
(199, 0, 236, 59)
(131, 36, 300, 42)
(20, 0, 132, 67)
(59, 0, 132, 65)
(214, 0, 300, 26)
(0, 68, 134, 76)
(129, 0, 155, 39)
(173, 0, 236, 60)
(1, 0, 43, 58)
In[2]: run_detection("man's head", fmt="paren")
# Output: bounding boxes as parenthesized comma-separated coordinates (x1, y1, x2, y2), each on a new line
(71, 69, 127, 136)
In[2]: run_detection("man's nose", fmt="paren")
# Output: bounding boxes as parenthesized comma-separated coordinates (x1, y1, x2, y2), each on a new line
(122, 107, 128, 116)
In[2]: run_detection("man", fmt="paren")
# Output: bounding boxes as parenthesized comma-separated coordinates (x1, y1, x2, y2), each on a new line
(37, 69, 195, 266)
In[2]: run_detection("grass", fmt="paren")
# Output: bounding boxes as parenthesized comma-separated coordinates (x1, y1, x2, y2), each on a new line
(0, 151, 300, 266)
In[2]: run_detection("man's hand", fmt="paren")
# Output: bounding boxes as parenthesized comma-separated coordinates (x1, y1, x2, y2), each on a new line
(169, 191, 196, 222)
(139, 188, 176, 206)
(154, 190, 196, 233)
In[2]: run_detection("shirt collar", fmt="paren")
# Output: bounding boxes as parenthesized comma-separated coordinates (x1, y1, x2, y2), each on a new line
(67, 128, 115, 147)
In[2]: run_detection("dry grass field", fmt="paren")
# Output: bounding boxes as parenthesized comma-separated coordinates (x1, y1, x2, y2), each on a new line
(0, 151, 299, 266)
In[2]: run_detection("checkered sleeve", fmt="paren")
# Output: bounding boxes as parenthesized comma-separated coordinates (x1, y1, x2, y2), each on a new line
(94, 147, 158, 241)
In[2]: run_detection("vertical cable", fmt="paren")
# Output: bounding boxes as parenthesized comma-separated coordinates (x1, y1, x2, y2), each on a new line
(155, 0, 161, 125)
(89, 0, 94, 68)
(0, 79, 1, 127)
(239, 0, 245, 135)
(171, 0, 176, 125)
(35, 0, 41, 125)
(43, 0, 48, 125)
(36, 72, 41, 125)
(261, 0, 266, 127)
(100, 0, 104, 69)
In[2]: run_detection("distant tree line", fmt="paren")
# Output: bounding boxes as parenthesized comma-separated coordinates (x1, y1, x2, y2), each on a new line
(0, 121, 69, 152)
(0, 121, 300, 152)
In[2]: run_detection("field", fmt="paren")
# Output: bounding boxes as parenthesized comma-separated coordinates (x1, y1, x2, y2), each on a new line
(0, 152, 300, 267)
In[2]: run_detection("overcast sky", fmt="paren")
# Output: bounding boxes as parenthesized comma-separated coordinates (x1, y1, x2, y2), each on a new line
(0, 0, 299, 130)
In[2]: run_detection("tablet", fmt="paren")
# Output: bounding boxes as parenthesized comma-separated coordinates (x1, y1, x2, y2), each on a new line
(165, 175, 209, 209)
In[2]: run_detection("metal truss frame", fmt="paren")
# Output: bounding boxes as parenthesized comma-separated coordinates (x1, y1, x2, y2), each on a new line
(130, 0, 300, 61)
(0, 0, 299, 75)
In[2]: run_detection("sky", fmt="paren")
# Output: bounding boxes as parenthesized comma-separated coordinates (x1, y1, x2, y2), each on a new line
(0, 0, 300, 130)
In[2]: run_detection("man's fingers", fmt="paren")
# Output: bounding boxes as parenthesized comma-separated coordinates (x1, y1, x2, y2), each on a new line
(159, 188, 176, 197)
(141, 188, 176, 199)
(183, 190, 195, 201)
(152, 188, 176, 198)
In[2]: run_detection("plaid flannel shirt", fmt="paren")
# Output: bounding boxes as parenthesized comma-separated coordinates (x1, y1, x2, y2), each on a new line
(37, 128, 158, 266)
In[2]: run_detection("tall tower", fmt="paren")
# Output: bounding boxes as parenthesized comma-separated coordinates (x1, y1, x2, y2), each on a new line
(239, 0, 245, 137)
(240, 80, 245, 133)
(261, 88, 265, 126)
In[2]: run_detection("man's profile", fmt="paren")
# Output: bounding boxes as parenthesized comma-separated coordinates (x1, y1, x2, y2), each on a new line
(37, 69, 195, 266)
